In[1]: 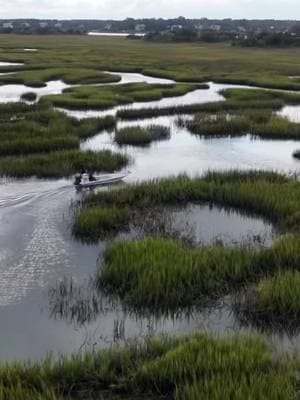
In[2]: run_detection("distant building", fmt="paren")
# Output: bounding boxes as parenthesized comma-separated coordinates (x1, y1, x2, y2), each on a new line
(21, 22, 31, 28)
(54, 22, 63, 28)
(3, 22, 13, 29)
(209, 24, 221, 31)
(170, 24, 183, 32)
(39, 22, 49, 29)
(135, 24, 146, 32)
(194, 24, 204, 31)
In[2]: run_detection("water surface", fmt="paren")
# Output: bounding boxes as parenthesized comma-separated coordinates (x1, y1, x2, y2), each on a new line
(0, 71, 300, 361)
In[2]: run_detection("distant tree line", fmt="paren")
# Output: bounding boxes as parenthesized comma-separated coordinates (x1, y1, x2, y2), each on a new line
(0, 18, 300, 48)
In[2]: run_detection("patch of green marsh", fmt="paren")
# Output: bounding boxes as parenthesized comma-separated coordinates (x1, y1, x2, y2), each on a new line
(0, 149, 128, 178)
(73, 206, 130, 241)
(0, 333, 296, 399)
(182, 111, 300, 140)
(0, 104, 116, 156)
(99, 235, 300, 309)
(76, 171, 300, 239)
(241, 270, 300, 323)
(115, 125, 170, 146)
(0, 68, 121, 87)
(42, 83, 203, 110)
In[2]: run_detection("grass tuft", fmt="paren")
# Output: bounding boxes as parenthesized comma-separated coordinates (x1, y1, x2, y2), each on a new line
(115, 125, 170, 146)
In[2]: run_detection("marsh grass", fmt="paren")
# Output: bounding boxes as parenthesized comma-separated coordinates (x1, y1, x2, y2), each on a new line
(181, 112, 250, 137)
(100, 237, 254, 309)
(0, 103, 118, 173)
(237, 270, 300, 327)
(42, 83, 202, 110)
(2, 35, 300, 91)
(115, 125, 170, 146)
(77, 171, 300, 234)
(181, 111, 300, 140)
(73, 206, 130, 241)
(0, 332, 296, 399)
(75, 115, 116, 139)
(20, 91, 37, 102)
(0, 136, 79, 156)
(0, 68, 121, 87)
(117, 99, 284, 120)
(254, 116, 300, 140)
(222, 87, 300, 105)
(0, 150, 129, 178)
(98, 234, 300, 310)
(71, 171, 300, 309)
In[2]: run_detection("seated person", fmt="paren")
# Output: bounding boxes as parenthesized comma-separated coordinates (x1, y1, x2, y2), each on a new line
(89, 172, 97, 181)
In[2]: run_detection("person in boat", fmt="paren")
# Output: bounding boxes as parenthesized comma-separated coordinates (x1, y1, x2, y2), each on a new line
(89, 171, 97, 182)
(81, 171, 89, 184)
(74, 173, 82, 185)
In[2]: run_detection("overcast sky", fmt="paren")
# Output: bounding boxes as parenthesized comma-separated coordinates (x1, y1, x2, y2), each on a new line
(0, 0, 299, 20)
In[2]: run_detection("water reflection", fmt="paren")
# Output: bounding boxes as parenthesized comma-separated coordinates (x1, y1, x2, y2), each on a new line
(81, 116, 300, 178)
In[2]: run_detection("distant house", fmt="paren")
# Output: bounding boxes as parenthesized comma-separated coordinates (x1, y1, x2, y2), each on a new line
(39, 22, 49, 29)
(209, 24, 221, 31)
(170, 24, 183, 32)
(21, 22, 31, 28)
(3, 22, 13, 29)
(54, 22, 63, 28)
(135, 24, 146, 32)
(194, 24, 204, 31)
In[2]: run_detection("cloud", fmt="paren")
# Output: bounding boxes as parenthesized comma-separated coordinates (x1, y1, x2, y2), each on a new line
(0, 0, 298, 19)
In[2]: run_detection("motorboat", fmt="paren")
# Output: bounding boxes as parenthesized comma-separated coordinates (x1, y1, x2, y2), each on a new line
(74, 171, 130, 188)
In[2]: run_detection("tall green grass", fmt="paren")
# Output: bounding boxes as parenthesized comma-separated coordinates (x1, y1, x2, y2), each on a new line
(99, 235, 300, 309)
(2, 35, 300, 92)
(42, 83, 202, 110)
(77, 171, 300, 235)
(182, 112, 300, 140)
(0, 67, 121, 87)
(181, 112, 250, 137)
(240, 270, 300, 326)
(254, 116, 300, 140)
(0, 333, 295, 399)
(0, 136, 79, 156)
(136, 334, 295, 399)
(257, 271, 300, 317)
(20, 92, 37, 102)
(117, 99, 284, 120)
(0, 103, 116, 160)
(222, 87, 300, 104)
(0, 150, 129, 178)
(73, 206, 130, 241)
(115, 125, 170, 146)
(100, 237, 254, 308)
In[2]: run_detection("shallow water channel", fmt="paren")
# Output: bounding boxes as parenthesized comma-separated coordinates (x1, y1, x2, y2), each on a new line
(0, 70, 300, 360)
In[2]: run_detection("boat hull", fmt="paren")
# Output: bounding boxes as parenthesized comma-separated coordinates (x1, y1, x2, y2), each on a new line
(75, 173, 129, 189)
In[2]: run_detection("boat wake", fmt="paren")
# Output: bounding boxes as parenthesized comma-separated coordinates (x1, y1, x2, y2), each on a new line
(0, 183, 73, 209)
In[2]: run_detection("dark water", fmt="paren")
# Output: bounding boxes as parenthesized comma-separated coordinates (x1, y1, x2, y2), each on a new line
(0, 72, 299, 360)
